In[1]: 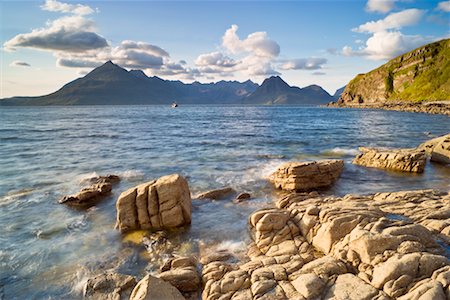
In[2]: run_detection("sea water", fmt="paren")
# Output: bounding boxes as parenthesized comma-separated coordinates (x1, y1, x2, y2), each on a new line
(0, 105, 449, 298)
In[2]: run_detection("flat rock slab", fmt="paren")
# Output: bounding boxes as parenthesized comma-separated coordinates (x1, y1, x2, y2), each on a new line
(353, 147, 426, 173)
(269, 160, 344, 191)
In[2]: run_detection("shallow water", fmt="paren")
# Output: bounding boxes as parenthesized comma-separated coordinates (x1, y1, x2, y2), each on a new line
(0, 106, 449, 298)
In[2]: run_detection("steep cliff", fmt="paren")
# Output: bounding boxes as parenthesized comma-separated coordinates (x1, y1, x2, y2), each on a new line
(338, 39, 450, 104)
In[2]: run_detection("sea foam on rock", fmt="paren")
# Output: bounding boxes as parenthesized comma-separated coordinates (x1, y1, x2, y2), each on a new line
(115, 174, 191, 233)
(268, 160, 344, 191)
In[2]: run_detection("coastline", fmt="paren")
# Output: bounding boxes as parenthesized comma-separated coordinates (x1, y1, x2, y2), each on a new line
(326, 101, 450, 116)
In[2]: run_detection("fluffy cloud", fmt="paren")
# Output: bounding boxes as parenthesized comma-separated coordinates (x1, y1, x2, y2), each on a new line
(10, 60, 31, 67)
(222, 24, 280, 58)
(437, 1, 450, 12)
(195, 51, 237, 68)
(41, 0, 94, 15)
(342, 31, 432, 60)
(279, 58, 327, 70)
(353, 9, 425, 33)
(366, 0, 396, 13)
(3, 16, 108, 52)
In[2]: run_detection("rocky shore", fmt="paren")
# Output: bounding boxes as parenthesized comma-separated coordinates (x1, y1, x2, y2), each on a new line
(78, 134, 449, 300)
(326, 101, 450, 116)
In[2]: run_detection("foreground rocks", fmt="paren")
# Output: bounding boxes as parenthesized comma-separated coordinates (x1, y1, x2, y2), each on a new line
(130, 274, 184, 300)
(59, 174, 120, 207)
(160, 256, 200, 294)
(202, 189, 450, 299)
(418, 133, 450, 164)
(269, 160, 344, 191)
(115, 174, 191, 233)
(352, 147, 426, 173)
(83, 272, 136, 300)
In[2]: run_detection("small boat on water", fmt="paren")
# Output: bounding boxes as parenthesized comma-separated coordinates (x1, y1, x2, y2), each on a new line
(171, 102, 178, 108)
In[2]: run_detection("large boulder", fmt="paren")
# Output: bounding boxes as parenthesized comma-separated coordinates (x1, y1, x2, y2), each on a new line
(83, 272, 136, 300)
(115, 174, 191, 233)
(130, 275, 184, 300)
(159, 256, 200, 293)
(428, 135, 450, 164)
(59, 175, 120, 207)
(269, 160, 344, 191)
(352, 147, 426, 173)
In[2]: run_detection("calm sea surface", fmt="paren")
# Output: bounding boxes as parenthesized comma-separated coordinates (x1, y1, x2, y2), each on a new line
(1, 106, 449, 299)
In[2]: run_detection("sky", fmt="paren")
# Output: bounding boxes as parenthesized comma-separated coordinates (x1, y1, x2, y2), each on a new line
(1, 0, 449, 98)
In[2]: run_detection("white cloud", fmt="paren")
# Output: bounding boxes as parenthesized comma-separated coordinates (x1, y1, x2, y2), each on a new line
(279, 58, 327, 70)
(195, 51, 237, 68)
(3, 15, 108, 52)
(342, 31, 432, 60)
(353, 9, 425, 33)
(437, 1, 450, 12)
(41, 0, 94, 16)
(366, 0, 396, 13)
(222, 24, 280, 58)
(10, 60, 31, 67)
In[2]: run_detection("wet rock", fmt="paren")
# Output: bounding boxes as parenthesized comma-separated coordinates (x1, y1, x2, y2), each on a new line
(234, 192, 251, 203)
(83, 272, 136, 300)
(269, 159, 344, 191)
(130, 274, 184, 300)
(115, 174, 191, 233)
(195, 187, 235, 200)
(59, 174, 120, 207)
(352, 147, 426, 173)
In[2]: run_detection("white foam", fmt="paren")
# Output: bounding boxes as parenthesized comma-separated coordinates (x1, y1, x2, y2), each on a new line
(119, 169, 145, 180)
(215, 240, 247, 254)
(322, 147, 360, 156)
(77, 172, 99, 184)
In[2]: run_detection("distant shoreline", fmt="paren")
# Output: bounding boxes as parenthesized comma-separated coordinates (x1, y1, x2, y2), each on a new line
(326, 101, 450, 116)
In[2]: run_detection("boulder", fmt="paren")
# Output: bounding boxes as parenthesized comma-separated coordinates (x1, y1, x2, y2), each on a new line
(269, 160, 344, 191)
(234, 192, 251, 203)
(83, 272, 136, 300)
(324, 273, 388, 300)
(352, 147, 426, 172)
(129, 275, 184, 300)
(115, 174, 191, 233)
(430, 135, 450, 164)
(59, 175, 120, 207)
(195, 187, 235, 200)
(159, 256, 200, 293)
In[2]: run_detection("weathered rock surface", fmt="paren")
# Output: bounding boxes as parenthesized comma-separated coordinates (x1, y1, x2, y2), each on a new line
(352, 147, 426, 172)
(269, 160, 344, 191)
(418, 133, 450, 164)
(195, 187, 235, 200)
(59, 174, 120, 207)
(202, 189, 450, 300)
(159, 256, 200, 293)
(83, 272, 136, 300)
(130, 274, 185, 300)
(115, 174, 191, 233)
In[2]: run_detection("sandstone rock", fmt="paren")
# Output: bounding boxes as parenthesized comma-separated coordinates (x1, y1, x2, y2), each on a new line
(352, 147, 426, 173)
(291, 273, 324, 298)
(159, 256, 200, 293)
(115, 174, 191, 232)
(129, 274, 184, 300)
(430, 135, 450, 164)
(60, 175, 120, 207)
(324, 273, 388, 300)
(234, 192, 251, 203)
(269, 160, 344, 191)
(83, 272, 136, 300)
(195, 187, 235, 200)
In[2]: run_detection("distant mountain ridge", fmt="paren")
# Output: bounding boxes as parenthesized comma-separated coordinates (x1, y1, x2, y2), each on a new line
(0, 61, 333, 106)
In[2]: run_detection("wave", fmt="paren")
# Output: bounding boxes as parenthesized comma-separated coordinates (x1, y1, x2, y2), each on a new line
(321, 147, 360, 157)
(119, 169, 145, 180)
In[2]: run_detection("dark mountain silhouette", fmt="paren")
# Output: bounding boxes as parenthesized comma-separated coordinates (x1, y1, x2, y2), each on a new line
(243, 76, 333, 105)
(1, 61, 332, 105)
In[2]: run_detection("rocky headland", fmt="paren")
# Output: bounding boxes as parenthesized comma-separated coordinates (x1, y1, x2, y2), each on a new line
(79, 134, 450, 300)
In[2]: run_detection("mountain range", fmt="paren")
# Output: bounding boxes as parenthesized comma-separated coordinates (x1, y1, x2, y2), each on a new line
(0, 61, 333, 106)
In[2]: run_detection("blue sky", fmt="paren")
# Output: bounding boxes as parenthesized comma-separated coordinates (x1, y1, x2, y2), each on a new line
(1, 0, 449, 97)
